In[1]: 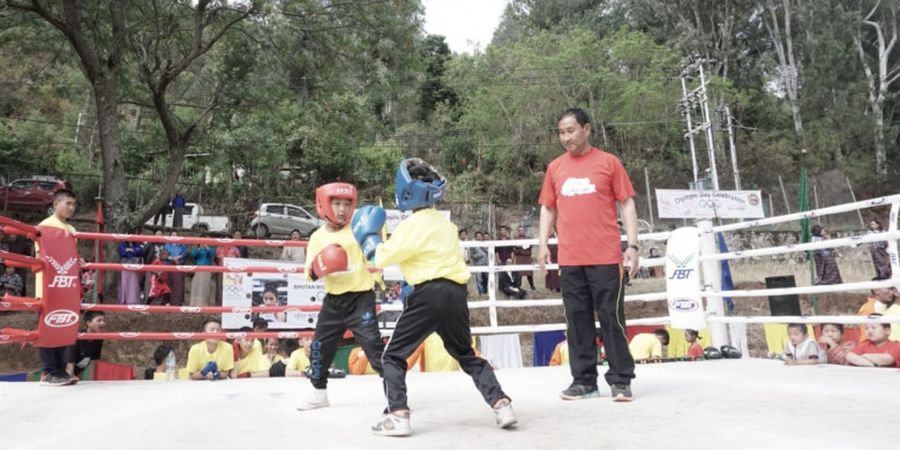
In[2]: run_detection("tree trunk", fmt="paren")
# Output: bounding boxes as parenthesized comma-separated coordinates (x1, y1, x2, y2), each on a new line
(93, 72, 128, 233)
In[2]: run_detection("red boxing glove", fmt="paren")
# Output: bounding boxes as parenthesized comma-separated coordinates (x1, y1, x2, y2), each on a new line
(311, 244, 349, 280)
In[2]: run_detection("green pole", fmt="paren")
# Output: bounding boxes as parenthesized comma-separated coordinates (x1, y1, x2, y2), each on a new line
(799, 164, 818, 314)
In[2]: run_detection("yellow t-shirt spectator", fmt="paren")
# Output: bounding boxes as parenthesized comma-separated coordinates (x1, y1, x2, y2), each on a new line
(153, 368, 190, 380)
(187, 341, 235, 374)
(237, 347, 271, 375)
(374, 209, 469, 286)
(286, 348, 311, 372)
(348, 344, 423, 375)
(885, 304, 900, 341)
(34, 215, 77, 300)
(305, 225, 375, 294)
(629, 333, 662, 360)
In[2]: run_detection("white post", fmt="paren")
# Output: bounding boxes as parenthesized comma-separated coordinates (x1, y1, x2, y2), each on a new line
(487, 242, 498, 329)
(697, 219, 728, 347)
(698, 65, 720, 190)
(724, 104, 741, 190)
(680, 76, 700, 184)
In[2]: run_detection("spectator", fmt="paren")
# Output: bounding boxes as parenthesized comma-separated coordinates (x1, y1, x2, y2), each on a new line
(867, 220, 891, 279)
(117, 237, 144, 305)
(80, 270, 98, 304)
(629, 329, 669, 362)
(549, 339, 569, 366)
(818, 323, 856, 365)
(885, 298, 900, 341)
(285, 337, 311, 377)
(235, 328, 271, 378)
(811, 225, 842, 285)
(35, 189, 78, 386)
(65, 311, 106, 382)
(172, 193, 186, 228)
(142, 229, 165, 300)
(513, 226, 536, 291)
(783, 323, 826, 365)
(164, 231, 187, 305)
(220, 229, 249, 261)
(494, 225, 513, 266)
(857, 279, 896, 342)
(0, 264, 24, 297)
(647, 248, 663, 278)
(263, 338, 285, 365)
(256, 287, 286, 323)
(152, 202, 171, 227)
(187, 319, 233, 380)
(280, 230, 306, 262)
(145, 344, 175, 380)
(147, 248, 172, 305)
(545, 234, 560, 292)
(684, 329, 704, 359)
(269, 338, 299, 377)
(349, 343, 421, 375)
(458, 228, 471, 265)
(471, 232, 489, 295)
(189, 242, 217, 306)
(498, 258, 527, 299)
(6, 233, 33, 297)
(846, 319, 900, 368)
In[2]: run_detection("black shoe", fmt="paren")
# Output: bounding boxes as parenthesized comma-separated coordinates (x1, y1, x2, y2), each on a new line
(611, 383, 633, 402)
(559, 383, 600, 400)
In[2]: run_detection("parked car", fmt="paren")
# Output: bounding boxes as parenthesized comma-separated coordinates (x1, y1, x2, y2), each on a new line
(249, 203, 323, 237)
(0, 176, 69, 215)
(145, 202, 230, 233)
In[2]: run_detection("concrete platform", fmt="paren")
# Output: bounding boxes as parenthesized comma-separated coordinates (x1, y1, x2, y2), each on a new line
(1, 359, 896, 450)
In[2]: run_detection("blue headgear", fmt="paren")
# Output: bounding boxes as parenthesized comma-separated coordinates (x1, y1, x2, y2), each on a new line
(395, 158, 447, 211)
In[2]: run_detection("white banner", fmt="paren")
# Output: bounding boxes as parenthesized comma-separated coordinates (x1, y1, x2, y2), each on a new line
(221, 257, 323, 330)
(385, 209, 451, 233)
(665, 227, 706, 330)
(656, 189, 765, 219)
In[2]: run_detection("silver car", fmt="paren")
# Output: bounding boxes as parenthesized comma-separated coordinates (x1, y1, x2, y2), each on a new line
(249, 203, 323, 237)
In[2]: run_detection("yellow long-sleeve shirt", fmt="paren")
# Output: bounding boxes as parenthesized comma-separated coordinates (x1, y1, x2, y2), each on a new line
(373, 208, 469, 286)
(305, 224, 375, 294)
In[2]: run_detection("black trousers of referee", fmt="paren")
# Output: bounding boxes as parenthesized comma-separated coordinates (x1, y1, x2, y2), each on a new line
(309, 290, 384, 389)
(561, 264, 635, 387)
(382, 279, 507, 413)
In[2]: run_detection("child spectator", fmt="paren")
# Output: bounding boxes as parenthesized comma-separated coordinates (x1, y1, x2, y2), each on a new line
(629, 329, 669, 362)
(285, 337, 311, 377)
(235, 328, 270, 378)
(164, 231, 187, 305)
(65, 311, 106, 382)
(268, 339, 299, 377)
(145, 344, 175, 380)
(857, 280, 896, 342)
(117, 238, 144, 305)
(685, 329, 704, 359)
(0, 264, 23, 297)
(263, 338, 285, 365)
(186, 319, 233, 380)
(783, 323, 826, 365)
(147, 248, 172, 305)
(817, 323, 856, 365)
(550, 339, 569, 366)
(846, 318, 900, 368)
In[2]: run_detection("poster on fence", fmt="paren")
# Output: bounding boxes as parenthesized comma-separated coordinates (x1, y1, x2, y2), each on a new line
(656, 189, 765, 219)
(221, 258, 323, 330)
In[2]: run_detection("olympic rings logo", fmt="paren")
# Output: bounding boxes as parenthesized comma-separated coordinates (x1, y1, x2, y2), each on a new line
(698, 199, 721, 208)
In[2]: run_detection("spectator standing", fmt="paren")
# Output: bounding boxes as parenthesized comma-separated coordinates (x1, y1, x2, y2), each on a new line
(172, 193, 186, 228)
(811, 225, 842, 285)
(459, 228, 471, 265)
(0, 265, 24, 297)
(35, 189, 78, 386)
(164, 231, 187, 305)
(471, 232, 489, 295)
(512, 226, 536, 290)
(782, 323, 826, 365)
(494, 225, 513, 268)
(867, 220, 892, 279)
(280, 229, 306, 262)
(148, 248, 172, 305)
(65, 311, 106, 382)
(142, 229, 165, 300)
(117, 238, 144, 305)
(189, 242, 217, 306)
(545, 235, 560, 292)
(846, 319, 900, 367)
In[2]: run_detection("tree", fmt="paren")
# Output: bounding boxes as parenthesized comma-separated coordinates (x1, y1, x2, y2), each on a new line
(758, 0, 805, 144)
(5, 0, 259, 231)
(854, 0, 899, 177)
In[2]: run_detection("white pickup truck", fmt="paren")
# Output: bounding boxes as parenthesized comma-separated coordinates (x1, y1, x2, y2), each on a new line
(146, 202, 230, 233)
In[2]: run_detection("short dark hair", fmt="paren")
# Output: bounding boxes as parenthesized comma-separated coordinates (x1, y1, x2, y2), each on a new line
(53, 189, 77, 203)
(867, 314, 891, 329)
(654, 328, 670, 343)
(252, 318, 269, 330)
(239, 326, 252, 332)
(811, 224, 824, 237)
(822, 323, 844, 333)
(458, 228, 468, 234)
(83, 311, 105, 323)
(202, 318, 221, 330)
(263, 287, 278, 297)
(558, 107, 591, 127)
(499, 225, 508, 231)
(685, 329, 699, 339)
(153, 344, 173, 366)
(282, 338, 300, 355)
(787, 323, 808, 334)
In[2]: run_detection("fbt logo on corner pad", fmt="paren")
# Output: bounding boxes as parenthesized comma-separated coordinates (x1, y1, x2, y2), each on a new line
(669, 298, 700, 312)
(43, 309, 79, 328)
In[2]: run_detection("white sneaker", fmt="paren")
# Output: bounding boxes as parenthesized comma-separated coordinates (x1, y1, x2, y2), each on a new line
(371, 413, 412, 437)
(296, 389, 329, 411)
(493, 401, 517, 429)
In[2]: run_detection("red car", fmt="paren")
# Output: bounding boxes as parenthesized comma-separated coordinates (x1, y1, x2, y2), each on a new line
(0, 176, 69, 215)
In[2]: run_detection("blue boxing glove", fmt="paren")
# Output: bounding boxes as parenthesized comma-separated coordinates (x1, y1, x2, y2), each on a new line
(200, 361, 218, 378)
(351, 205, 386, 262)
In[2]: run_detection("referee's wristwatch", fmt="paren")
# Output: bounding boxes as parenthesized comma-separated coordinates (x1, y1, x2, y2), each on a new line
(627, 244, 639, 252)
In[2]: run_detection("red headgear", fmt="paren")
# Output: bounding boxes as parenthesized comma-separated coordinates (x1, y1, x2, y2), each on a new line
(315, 182, 357, 226)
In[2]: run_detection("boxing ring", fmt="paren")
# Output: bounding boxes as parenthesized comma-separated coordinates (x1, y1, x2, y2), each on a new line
(1, 194, 898, 449)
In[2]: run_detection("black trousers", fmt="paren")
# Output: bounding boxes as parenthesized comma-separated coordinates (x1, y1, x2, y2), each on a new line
(382, 279, 507, 412)
(309, 290, 384, 389)
(561, 264, 635, 387)
(39, 346, 68, 376)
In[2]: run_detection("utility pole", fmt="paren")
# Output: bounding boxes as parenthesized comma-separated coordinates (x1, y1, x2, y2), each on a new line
(723, 104, 741, 190)
(679, 60, 720, 190)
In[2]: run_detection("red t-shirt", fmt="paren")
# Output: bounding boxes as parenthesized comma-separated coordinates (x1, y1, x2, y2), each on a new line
(687, 343, 705, 358)
(539, 147, 635, 265)
(851, 340, 900, 367)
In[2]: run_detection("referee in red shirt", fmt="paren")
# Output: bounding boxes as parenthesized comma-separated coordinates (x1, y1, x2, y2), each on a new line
(538, 107, 641, 402)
